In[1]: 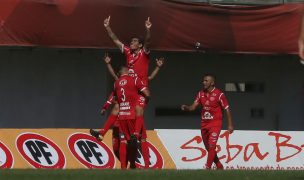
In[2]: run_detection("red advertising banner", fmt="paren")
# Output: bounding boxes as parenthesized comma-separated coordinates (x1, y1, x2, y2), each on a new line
(0, 1, 302, 53)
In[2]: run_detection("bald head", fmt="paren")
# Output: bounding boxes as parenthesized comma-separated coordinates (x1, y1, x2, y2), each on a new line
(202, 74, 216, 91)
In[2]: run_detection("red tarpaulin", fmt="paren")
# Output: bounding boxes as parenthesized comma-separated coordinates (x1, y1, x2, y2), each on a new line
(0, 0, 303, 53)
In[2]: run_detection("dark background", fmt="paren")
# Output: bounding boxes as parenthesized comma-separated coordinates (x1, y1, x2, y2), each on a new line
(0, 47, 303, 130)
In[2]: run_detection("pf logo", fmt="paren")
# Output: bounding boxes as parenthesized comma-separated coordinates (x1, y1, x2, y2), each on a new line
(16, 133, 66, 169)
(135, 141, 164, 169)
(0, 141, 14, 168)
(68, 133, 115, 169)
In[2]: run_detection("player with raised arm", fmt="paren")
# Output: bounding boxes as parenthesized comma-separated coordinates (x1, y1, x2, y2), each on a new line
(113, 66, 150, 169)
(101, 16, 153, 168)
(90, 53, 163, 168)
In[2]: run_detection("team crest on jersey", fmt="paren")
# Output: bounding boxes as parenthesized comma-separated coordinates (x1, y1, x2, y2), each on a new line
(128, 69, 135, 73)
(211, 132, 218, 137)
(119, 80, 127, 86)
(212, 93, 217, 96)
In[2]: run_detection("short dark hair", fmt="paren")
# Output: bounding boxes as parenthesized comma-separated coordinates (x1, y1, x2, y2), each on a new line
(116, 65, 128, 75)
(130, 36, 144, 45)
(203, 74, 216, 82)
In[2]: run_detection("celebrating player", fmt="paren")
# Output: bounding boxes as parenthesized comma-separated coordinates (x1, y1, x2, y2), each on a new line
(113, 66, 150, 169)
(90, 53, 163, 168)
(102, 16, 152, 168)
(181, 74, 234, 170)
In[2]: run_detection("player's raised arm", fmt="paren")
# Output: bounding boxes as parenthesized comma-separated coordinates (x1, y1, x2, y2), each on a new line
(181, 101, 199, 112)
(143, 17, 152, 52)
(104, 53, 119, 80)
(148, 57, 164, 80)
(104, 16, 123, 52)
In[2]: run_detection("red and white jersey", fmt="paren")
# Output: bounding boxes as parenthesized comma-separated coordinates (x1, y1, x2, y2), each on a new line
(122, 45, 150, 86)
(114, 74, 147, 120)
(194, 87, 229, 127)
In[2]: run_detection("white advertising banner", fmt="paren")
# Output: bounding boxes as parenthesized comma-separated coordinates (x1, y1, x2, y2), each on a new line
(156, 129, 304, 170)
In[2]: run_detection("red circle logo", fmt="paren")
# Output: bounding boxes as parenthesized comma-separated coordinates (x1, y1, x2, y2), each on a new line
(135, 141, 164, 169)
(0, 141, 14, 169)
(67, 133, 115, 169)
(16, 133, 66, 169)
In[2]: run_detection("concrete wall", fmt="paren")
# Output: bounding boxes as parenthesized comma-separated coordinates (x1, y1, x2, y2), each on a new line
(0, 47, 303, 130)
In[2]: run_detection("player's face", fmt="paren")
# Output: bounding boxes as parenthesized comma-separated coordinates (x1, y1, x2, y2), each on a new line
(130, 38, 142, 50)
(203, 76, 214, 90)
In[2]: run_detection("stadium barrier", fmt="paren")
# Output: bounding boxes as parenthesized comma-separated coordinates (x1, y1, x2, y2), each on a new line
(156, 129, 304, 170)
(0, 129, 303, 170)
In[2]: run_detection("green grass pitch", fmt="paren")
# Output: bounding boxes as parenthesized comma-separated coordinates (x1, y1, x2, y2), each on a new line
(0, 169, 304, 180)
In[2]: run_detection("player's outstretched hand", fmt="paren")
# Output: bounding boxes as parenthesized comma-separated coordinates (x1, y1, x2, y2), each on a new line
(104, 15, 110, 27)
(145, 17, 152, 29)
(156, 58, 164, 67)
(104, 52, 111, 64)
(181, 105, 187, 111)
(100, 108, 106, 115)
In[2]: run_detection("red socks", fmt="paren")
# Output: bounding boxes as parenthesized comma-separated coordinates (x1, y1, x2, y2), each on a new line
(206, 146, 216, 169)
(141, 141, 150, 169)
(119, 142, 127, 169)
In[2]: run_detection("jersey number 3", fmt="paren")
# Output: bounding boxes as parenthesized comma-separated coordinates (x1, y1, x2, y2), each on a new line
(120, 88, 126, 102)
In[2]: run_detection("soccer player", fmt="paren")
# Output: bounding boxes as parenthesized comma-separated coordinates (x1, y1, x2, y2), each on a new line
(103, 16, 152, 168)
(91, 53, 163, 167)
(181, 74, 234, 170)
(113, 66, 150, 169)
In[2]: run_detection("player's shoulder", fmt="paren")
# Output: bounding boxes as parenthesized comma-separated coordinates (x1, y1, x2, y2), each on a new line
(197, 90, 204, 97)
(123, 45, 131, 53)
(213, 88, 226, 97)
(214, 88, 223, 93)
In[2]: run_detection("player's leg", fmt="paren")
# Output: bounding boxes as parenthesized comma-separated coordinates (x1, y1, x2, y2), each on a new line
(119, 139, 127, 169)
(100, 104, 119, 136)
(200, 128, 210, 168)
(205, 127, 221, 169)
(90, 104, 119, 140)
(134, 97, 150, 169)
(112, 124, 120, 160)
(118, 120, 132, 169)
(133, 96, 146, 139)
(126, 118, 137, 169)
(139, 124, 150, 169)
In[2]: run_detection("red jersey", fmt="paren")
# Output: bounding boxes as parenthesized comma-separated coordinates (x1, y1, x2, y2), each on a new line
(123, 45, 150, 85)
(194, 87, 229, 128)
(114, 74, 147, 120)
